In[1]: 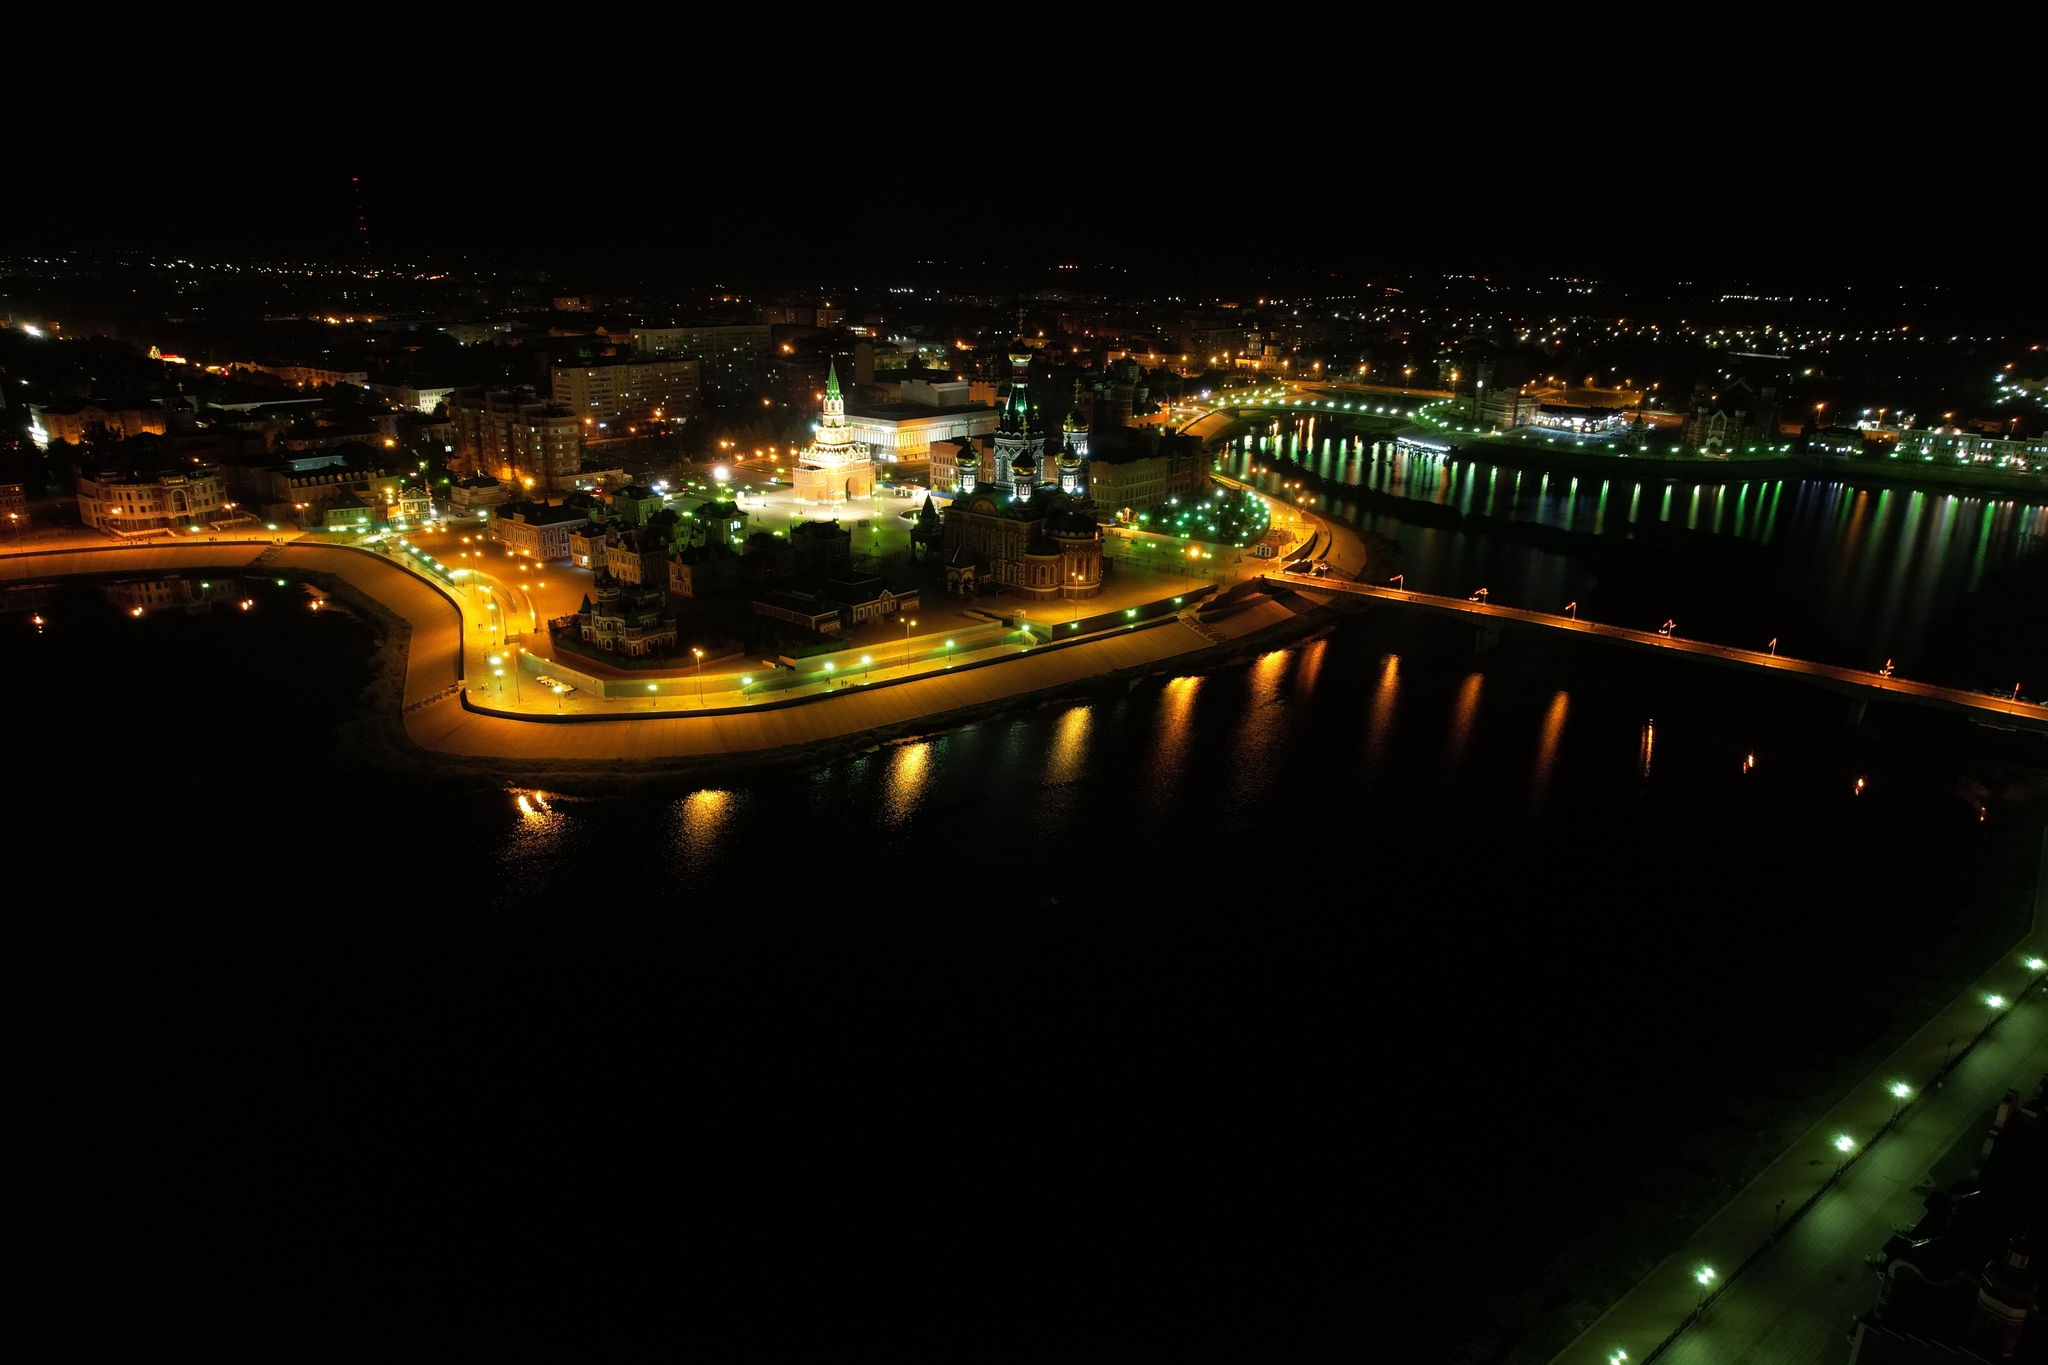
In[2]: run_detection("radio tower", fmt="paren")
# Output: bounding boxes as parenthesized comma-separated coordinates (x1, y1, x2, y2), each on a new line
(351, 176, 370, 257)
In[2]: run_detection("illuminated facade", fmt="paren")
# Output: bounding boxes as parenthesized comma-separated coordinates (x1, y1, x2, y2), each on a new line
(490, 501, 589, 559)
(792, 363, 874, 505)
(1684, 378, 1782, 454)
(1530, 404, 1630, 434)
(77, 463, 230, 534)
(629, 324, 771, 401)
(550, 356, 701, 423)
(578, 571, 677, 657)
(1891, 429, 2048, 471)
(35, 401, 170, 445)
(448, 387, 583, 494)
(938, 488, 1103, 601)
(843, 399, 998, 462)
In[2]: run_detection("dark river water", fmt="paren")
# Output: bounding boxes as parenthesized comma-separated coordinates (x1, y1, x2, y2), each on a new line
(11, 429, 2047, 1361)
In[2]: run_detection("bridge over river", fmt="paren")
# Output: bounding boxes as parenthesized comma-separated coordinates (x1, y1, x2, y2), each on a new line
(1260, 573, 2048, 734)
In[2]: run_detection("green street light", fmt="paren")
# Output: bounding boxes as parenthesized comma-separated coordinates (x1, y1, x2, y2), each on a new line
(1986, 994, 2007, 1009)
(2025, 957, 2045, 972)
(1834, 1133, 1856, 1154)
(1694, 1265, 1715, 1309)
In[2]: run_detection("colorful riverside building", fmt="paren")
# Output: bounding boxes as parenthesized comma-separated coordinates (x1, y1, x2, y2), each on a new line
(576, 571, 677, 657)
(939, 429, 1103, 601)
(931, 343, 1105, 599)
(792, 362, 874, 505)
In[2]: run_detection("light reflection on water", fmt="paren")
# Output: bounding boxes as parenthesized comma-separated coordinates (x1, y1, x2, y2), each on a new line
(1443, 671, 1483, 783)
(1230, 427, 2047, 666)
(1295, 636, 1328, 693)
(675, 788, 737, 874)
(506, 789, 569, 860)
(1362, 653, 1400, 778)
(881, 742, 931, 827)
(1229, 650, 1294, 806)
(1531, 691, 1569, 813)
(1149, 676, 1202, 795)
(1046, 706, 1092, 786)
(464, 582, 2029, 952)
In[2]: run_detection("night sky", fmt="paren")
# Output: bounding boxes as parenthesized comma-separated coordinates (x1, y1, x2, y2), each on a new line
(12, 32, 2029, 300)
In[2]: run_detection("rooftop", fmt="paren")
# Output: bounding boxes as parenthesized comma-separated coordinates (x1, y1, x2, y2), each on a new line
(845, 401, 993, 421)
(504, 501, 589, 525)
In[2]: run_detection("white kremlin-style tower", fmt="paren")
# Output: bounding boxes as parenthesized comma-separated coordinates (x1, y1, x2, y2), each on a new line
(793, 361, 873, 504)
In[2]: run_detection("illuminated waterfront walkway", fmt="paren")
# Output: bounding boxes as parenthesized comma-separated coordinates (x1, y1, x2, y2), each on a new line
(1551, 898, 2048, 1365)
(1261, 574, 2048, 733)
(0, 540, 1293, 765)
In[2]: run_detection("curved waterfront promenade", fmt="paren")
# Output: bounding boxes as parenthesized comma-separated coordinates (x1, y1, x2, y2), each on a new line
(0, 539, 1284, 765)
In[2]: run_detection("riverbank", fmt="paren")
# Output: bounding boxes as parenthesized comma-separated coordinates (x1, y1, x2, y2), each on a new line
(1798, 451, 2048, 498)
(330, 570, 1360, 793)
(1439, 438, 1802, 483)
(0, 529, 1365, 791)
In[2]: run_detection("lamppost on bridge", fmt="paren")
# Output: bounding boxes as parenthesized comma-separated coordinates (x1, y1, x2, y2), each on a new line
(1659, 619, 1676, 638)
(1889, 1081, 1911, 1118)
(1565, 601, 1577, 620)
(1468, 588, 1489, 604)
(1768, 637, 1778, 656)
(1694, 1266, 1716, 1310)
(1833, 1133, 1857, 1175)
(1389, 574, 1404, 590)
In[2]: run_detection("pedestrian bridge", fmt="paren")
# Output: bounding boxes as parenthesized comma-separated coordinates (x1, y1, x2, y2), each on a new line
(1260, 573, 2048, 734)
(1176, 385, 1456, 442)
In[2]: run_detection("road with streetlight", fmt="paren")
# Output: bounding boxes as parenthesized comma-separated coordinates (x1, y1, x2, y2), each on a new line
(0, 469, 1363, 754)
(1552, 940, 2048, 1365)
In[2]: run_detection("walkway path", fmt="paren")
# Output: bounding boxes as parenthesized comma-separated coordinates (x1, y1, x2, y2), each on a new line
(1266, 576, 2048, 732)
(1552, 893, 2048, 1365)
(2, 540, 1234, 765)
